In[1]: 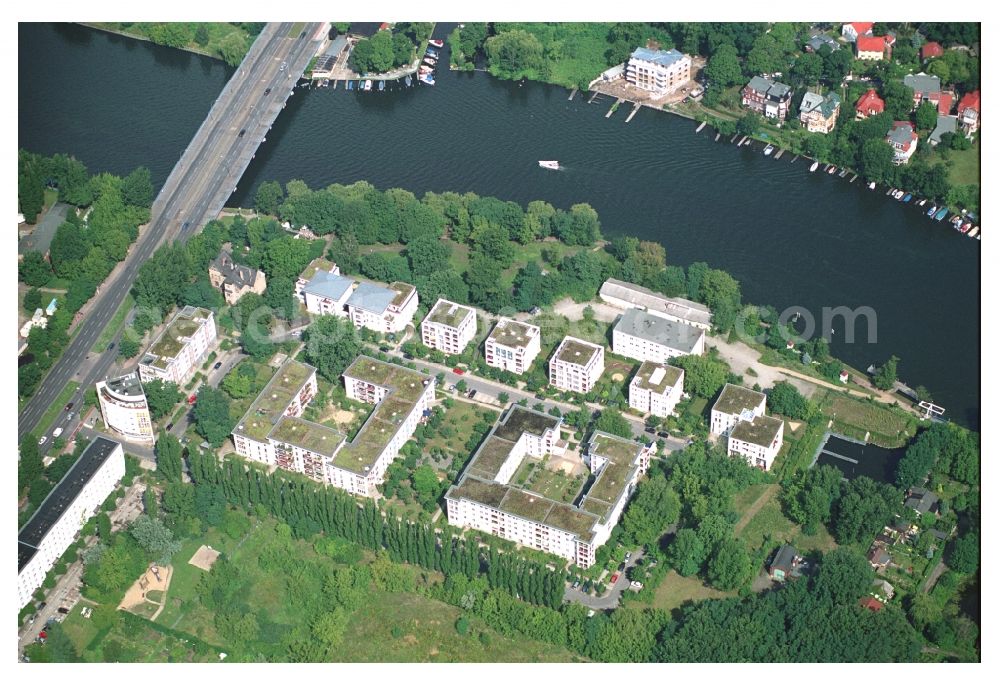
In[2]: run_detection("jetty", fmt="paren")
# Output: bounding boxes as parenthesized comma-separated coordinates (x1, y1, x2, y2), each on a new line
(774, 149, 785, 160)
(737, 135, 747, 145)
(730, 134, 738, 143)
(715, 132, 720, 142)
(695, 121, 707, 132)
(587, 91, 599, 104)
(850, 173, 858, 183)
(568, 88, 577, 101)
(606, 98, 625, 118)
(625, 102, 641, 122)
(790, 154, 799, 163)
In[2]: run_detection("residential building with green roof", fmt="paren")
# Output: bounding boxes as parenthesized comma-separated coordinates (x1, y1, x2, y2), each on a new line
(420, 298, 477, 355)
(628, 361, 685, 418)
(485, 318, 541, 375)
(137, 306, 217, 386)
(549, 336, 605, 393)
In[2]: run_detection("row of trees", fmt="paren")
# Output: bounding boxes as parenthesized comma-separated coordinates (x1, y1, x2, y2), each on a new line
(350, 23, 434, 75)
(18, 151, 153, 400)
(184, 449, 567, 609)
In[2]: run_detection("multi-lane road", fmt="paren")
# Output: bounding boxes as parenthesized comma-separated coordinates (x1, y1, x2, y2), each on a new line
(18, 22, 327, 445)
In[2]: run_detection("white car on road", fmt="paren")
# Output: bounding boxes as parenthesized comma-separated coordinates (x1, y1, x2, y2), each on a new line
(53, 428, 63, 438)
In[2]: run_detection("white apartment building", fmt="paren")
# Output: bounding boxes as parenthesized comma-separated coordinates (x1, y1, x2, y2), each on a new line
(549, 336, 605, 393)
(613, 307, 706, 363)
(295, 258, 340, 303)
(96, 372, 154, 442)
(599, 278, 712, 330)
(710, 383, 766, 436)
(625, 47, 692, 95)
(629, 361, 685, 418)
(300, 269, 355, 317)
(484, 318, 541, 375)
(137, 306, 217, 386)
(728, 414, 785, 471)
(18, 437, 125, 608)
(333, 357, 435, 496)
(446, 416, 653, 568)
(346, 281, 418, 333)
(232, 356, 434, 498)
(420, 298, 477, 355)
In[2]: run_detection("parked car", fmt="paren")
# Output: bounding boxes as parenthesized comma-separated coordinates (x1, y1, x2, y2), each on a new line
(624, 551, 632, 561)
(214, 362, 223, 370)
(57, 607, 69, 614)
(64, 402, 74, 411)
(572, 580, 580, 589)
(610, 572, 621, 585)
(630, 580, 644, 590)
(108, 342, 115, 351)
(582, 580, 592, 593)
(38, 435, 47, 445)
(165, 423, 174, 431)
(187, 394, 198, 404)
(452, 367, 465, 375)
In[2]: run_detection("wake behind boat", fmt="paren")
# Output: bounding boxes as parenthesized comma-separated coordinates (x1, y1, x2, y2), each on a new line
(538, 160, 560, 170)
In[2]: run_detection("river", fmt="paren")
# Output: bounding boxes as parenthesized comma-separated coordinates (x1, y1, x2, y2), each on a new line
(18, 22, 981, 429)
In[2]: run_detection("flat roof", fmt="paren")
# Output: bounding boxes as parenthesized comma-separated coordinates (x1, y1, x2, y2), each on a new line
(103, 372, 145, 399)
(303, 271, 354, 301)
(425, 298, 474, 328)
(629, 46, 687, 68)
(467, 435, 519, 481)
(615, 308, 703, 353)
(713, 383, 766, 416)
(346, 282, 395, 314)
(18, 437, 121, 572)
(269, 416, 345, 457)
(493, 405, 560, 441)
(389, 282, 415, 308)
(235, 360, 315, 442)
(487, 318, 539, 349)
(730, 414, 783, 447)
(332, 356, 432, 474)
(600, 278, 712, 327)
(299, 257, 338, 282)
(144, 306, 211, 366)
(585, 431, 646, 506)
(553, 336, 603, 366)
(630, 361, 683, 394)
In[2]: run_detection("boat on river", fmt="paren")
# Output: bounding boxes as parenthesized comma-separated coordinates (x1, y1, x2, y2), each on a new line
(404, 75, 412, 87)
(364, 80, 372, 91)
(828, 165, 837, 174)
(902, 193, 912, 202)
(378, 80, 385, 92)
(346, 80, 354, 91)
(809, 161, 819, 172)
(763, 144, 774, 156)
(428, 39, 444, 48)
(538, 160, 560, 170)
(868, 181, 876, 190)
(935, 208, 949, 221)
(419, 73, 435, 85)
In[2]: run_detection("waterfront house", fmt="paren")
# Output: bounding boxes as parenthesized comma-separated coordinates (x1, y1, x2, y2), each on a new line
(600, 278, 712, 330)
(711, 384, 784, 471)
(921, 41, 944, 60)
(625, 47, 692, 96)
(799, 91, 841, 133)
(612, 307, 706, 364)
(887, 121, 919, 165)
(208, 250, 267, 305)
(346, 281, 418, 334)
(856, 35, 892, 60)
(855, 89, 885, 119)
(957, 90, 980, 135)
(742, 76, 792, 121)
(841, 22, 874, 42)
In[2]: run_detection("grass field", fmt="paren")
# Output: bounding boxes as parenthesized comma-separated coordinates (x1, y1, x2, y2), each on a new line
(792, 524, 838, 556)
(92, 294, 134, 353)
(730, 483, 773, 519)
(37, 381, 79, 441)
(633, 570, 733, 613)
(943, 137, 980, 187)
(736, 495, 798, 551)
(818, 391, 915, 447)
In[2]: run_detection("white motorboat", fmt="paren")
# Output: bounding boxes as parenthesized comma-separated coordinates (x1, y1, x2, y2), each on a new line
(538, 160, 559, 170)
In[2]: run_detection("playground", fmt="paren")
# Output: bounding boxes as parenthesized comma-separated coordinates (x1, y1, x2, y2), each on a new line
(118, 564, 173, 621)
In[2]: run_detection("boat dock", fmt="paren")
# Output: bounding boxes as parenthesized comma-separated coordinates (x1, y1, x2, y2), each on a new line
(774, 149, 785, 160)
(625, 102, 641, 122)
(568, 88, 577, 101)
(850, 173, 858, 183)
(790, 155, 799, 163)
(587, 91, 599, 104)
(715, 132, 720, 142)
(730, 134, 738, 143)
(695, 121, 706, 133)
(737, 135, 747, 145)
(606, 98, 625, 118)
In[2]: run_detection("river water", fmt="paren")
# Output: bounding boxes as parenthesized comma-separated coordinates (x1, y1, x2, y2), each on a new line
(19, 22, 981, 428)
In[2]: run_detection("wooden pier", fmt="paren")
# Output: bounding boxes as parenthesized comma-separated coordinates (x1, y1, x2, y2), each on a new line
(730, 134, 738, 143)
(774, 149, 785, 160)
(587, 91, 599, 104)
(737, 135, 747, 145)
(790, 155, 799, 163)
(695, 121, 707, 132)
(625, 102, 641, 122)
(606, 98, 625, 118)
(568, 88, 578, 101)
(850, 173, 858, 183)
(715, 133, 721, 142)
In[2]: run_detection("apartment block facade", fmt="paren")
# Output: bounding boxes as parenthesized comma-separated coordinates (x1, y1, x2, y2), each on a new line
(96, 372, 154, 443)
(346, 281, 418, 333)
(612, 307, 705, 364)
(625, 47, 691, 95)
(137, 306, 217, 386)
(628, 361, 685, 418)
(420, 298, 477, 355)
(18, 438, 125, 608)
(549, 336, 605, 393)
(484, 318, 541, 375)
(710, 383, 767, 436)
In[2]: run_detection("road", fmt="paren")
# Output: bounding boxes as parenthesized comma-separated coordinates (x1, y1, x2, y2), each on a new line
(563, 549, 645, 610)
(19, 22, 327, 445)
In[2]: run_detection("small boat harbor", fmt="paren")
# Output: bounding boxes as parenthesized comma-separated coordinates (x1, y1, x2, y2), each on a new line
(308, 30, 442, 91)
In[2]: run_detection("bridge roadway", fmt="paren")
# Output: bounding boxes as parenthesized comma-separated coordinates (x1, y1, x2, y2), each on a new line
(18, 22, 327, 444)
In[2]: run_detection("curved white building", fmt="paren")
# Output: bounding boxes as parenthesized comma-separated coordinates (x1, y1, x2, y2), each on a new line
(96, 372, 154, 442)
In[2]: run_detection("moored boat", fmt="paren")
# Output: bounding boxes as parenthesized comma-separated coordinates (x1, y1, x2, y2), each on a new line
(968, 226, 980, 237)
(935, 207, 949, 220)
(419, 73, 435, 85)
(809, 161, 819, 172)
(364, 79, 372, 91)
(868, 181, 876, 190)
(346, 80, 354, 90)
(902, 194, 912, 202)
(404, 75, 412, 87)
(828, 165, 837, 174)
(538, 160, 560, 170)
(428, 39, 444, 48)
(763, 144, 774, 156)
(378, 80, 385, 91)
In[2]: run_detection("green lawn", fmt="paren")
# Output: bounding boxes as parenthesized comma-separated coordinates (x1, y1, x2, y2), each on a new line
(819, 391, 916, 448)
(791, 524, 838, 555)
(92, 294, 134, 353)
(736, 496, 797, 552)
(730, 483, 772, 519)
(633, 569, 733, 613)
(37, 381, 79, 441)
(943, 137, 980, 187)
(424, 400, 488, 454)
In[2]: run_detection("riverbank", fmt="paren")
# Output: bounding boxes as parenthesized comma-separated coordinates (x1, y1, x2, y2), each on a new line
(79, 22, 250, 66)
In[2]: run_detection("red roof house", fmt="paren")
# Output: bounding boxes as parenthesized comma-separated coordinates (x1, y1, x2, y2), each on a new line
(842, 22, 874, 41)
(921, 41, 944, 60)
(860, 597, 884, 612)
(855, 89, 885, 119)
(856, 35, 891, 60)
(936, 92, 954, 115)
(958, 90, 981, 134)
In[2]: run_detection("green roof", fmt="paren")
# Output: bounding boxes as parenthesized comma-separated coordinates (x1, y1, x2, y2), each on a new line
(553, 336, 602, 366)
(425, 298, 474, 328)
(298, 257, 338, 282)
(389, 281, 415, 308)
(488, 319, 538, 348)
(235, 360, 315, 442)
(270, 416, 344, 457)
(332, 356, 432, 474)
(730, 414, 783, 447)
(543, 503, 598, 538)
(144, 306, 212, 365)
(499, 488, 555, 521)
(493, 406, 559, 442)
(630, 361, 683, 394)
(467, 435, 518, 481)
(713, 384, 766, 415)
(580, 497, 613, 519)
(448, 477, 508, 509)
(589, 431, 643, 465)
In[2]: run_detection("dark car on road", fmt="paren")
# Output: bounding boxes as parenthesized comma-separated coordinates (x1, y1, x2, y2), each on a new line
(264, 87, 271, 95)
(107, 342, 115, 351)
(166, 423, 174, 431)
(214, 361, 223, 370)
(64, 402, 74, 411)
